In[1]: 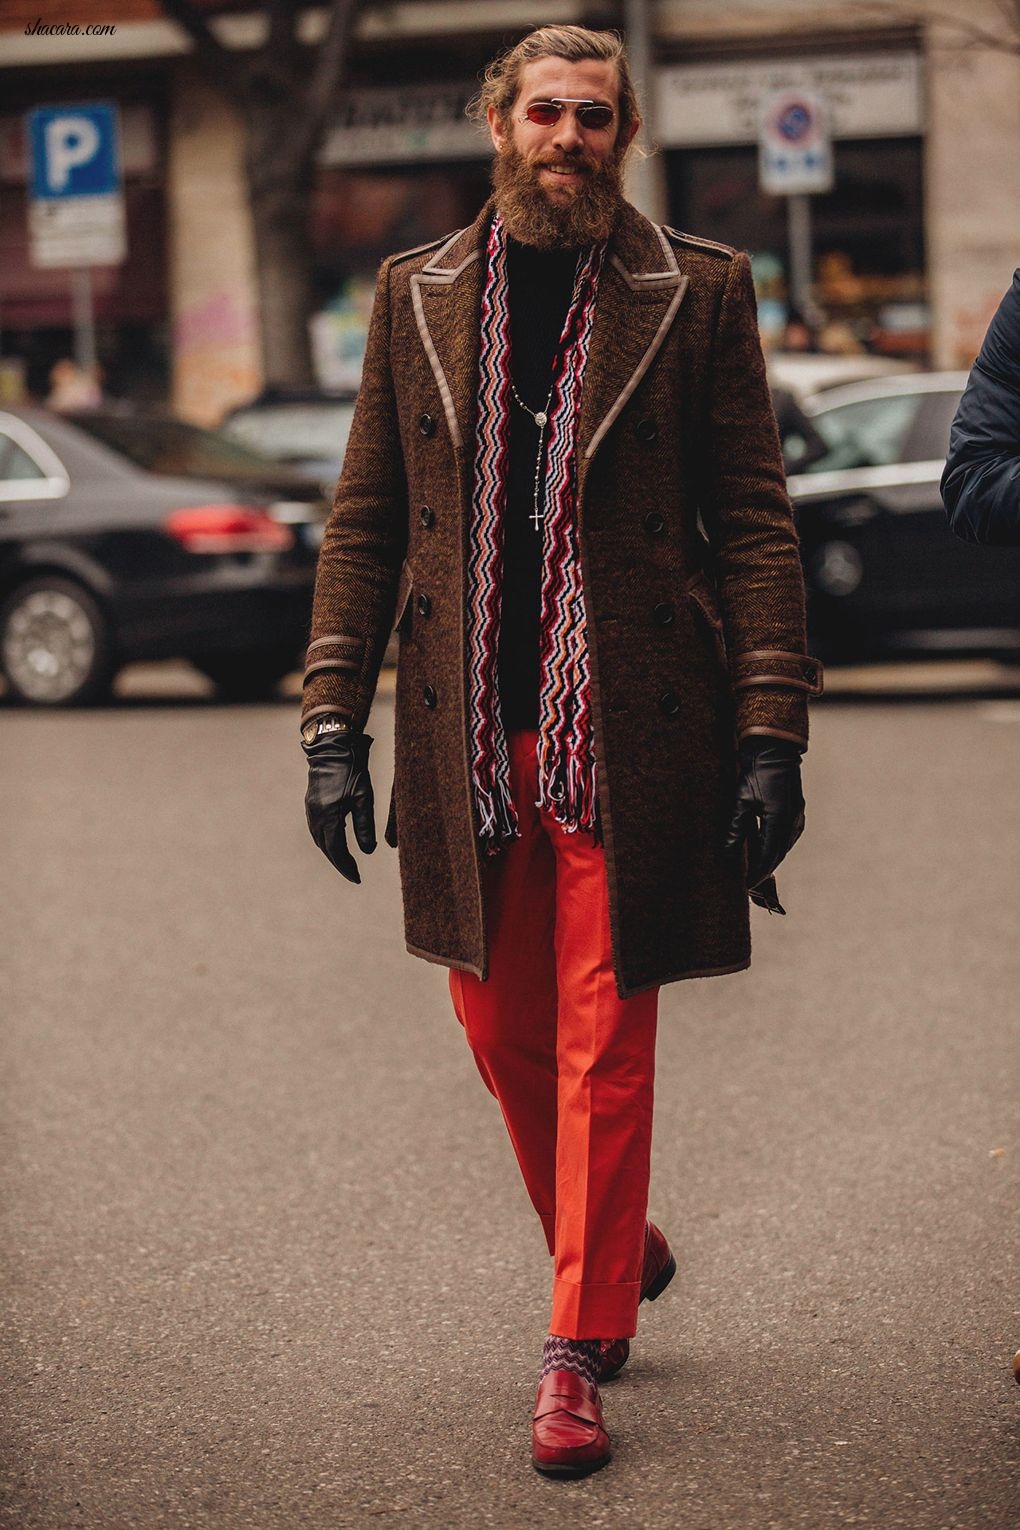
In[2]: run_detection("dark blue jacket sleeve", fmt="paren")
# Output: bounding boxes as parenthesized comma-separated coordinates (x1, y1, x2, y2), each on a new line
(941, 270, 1020, 545)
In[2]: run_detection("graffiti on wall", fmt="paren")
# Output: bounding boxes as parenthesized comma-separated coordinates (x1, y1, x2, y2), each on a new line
(172, 289, 260, 426)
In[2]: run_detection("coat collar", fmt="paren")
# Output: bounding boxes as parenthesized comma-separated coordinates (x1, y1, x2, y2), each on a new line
(409, 197, 689, 472)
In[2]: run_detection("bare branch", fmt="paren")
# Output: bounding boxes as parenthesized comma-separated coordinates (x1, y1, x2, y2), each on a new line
(158, 0, 235, 76)
(850, 1, 1020, 53)
(989, 0, 1020, 32)
(295, 0, 361, 160)
(267, 0, 298, 59)
(927, 11, 1020, 51)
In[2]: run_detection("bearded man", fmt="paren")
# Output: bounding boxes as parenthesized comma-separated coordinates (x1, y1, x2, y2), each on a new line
(301, 25, 822, 1478)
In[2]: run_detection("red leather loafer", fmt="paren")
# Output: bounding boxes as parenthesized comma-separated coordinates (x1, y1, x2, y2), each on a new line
(599, 1220, 677, 1382)
(531, 1370, 611, 1478)
(598, 1337, 631, 1383)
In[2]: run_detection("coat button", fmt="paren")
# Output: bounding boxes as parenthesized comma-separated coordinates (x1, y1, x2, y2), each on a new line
(653, 601, 675, 625)
(416, 594, 432, 618)
(423, 684, 437, 708)
(658, 689, 680, 716)
(636, 417, 657, 443)
(420, 504, 434, 527)
(419, 413, 436, 437)
(644, 511, 665, 535)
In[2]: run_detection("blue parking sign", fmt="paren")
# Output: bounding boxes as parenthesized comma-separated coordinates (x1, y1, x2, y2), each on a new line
(28, 103, 121, 200)
(27, 102, 126, 268)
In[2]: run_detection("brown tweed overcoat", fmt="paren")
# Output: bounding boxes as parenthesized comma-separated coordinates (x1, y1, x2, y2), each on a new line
(302, 197, 822, 997)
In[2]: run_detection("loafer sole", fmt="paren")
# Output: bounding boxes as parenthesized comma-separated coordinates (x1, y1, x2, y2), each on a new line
(643, 1251, 677, 1303)
(531, 1452, 610, 1478)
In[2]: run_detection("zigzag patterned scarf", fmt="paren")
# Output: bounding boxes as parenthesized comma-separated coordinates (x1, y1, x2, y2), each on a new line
(467, 213, 606, 850)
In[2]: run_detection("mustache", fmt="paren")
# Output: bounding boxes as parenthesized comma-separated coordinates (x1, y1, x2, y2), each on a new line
(531, 155, 600, 176)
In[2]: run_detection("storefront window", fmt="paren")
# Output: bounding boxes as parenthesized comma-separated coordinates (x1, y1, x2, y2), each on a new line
(666, 137, 927, 359)
(309, 162, 490, 388)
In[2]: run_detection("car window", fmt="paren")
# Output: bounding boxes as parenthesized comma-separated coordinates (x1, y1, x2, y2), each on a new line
(803, 393, 924, 473)
(68, 413, 285, 479)
(0, 433, 47, 481)
(907, 389, 963, 462)
(221, 402, 356, 466)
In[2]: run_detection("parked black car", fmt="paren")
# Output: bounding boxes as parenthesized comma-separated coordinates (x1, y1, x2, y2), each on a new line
(788, 373, 1020, 663)
(0, 407, 328, 705)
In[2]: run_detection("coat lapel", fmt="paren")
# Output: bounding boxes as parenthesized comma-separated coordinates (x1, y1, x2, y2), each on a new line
(409, 200, 689, 480)
(409, 206, 489, 461)
(579, 207, 689, 481)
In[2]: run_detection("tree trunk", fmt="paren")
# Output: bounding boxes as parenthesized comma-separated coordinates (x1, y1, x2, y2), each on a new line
(247, 168, 318, 386)
(159, 0, 363, 391)
(242, 70, 319, 388)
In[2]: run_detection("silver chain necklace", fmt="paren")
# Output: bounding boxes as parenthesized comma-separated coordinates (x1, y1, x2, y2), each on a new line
(509, 378, 555, 530)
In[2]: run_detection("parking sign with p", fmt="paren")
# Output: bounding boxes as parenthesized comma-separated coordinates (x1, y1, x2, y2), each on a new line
(27, 103, 126, 268)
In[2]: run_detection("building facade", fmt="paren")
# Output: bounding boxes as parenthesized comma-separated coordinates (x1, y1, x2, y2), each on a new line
(1, 0, 1018, 422)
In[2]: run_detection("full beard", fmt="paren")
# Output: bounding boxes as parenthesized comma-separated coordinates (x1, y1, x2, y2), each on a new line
(491, 138, 625, 250)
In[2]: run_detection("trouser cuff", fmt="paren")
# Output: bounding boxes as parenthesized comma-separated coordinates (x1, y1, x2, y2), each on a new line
(551, 1277, 643, 1340)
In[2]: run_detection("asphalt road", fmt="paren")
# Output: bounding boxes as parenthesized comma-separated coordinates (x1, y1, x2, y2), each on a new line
(2, 666, 1019, 1530)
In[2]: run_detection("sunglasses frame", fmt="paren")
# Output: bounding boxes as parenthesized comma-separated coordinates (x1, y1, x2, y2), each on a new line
(520, 98, 616, 131)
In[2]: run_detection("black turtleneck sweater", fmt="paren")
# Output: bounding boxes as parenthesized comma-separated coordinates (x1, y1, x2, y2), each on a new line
(498, 238, 580, 731)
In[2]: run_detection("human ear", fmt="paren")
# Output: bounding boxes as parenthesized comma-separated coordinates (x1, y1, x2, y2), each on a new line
(487, 102, 508, 152)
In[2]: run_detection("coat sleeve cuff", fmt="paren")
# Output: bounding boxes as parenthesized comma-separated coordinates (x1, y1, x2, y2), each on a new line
(736, 692, 810, 748)
(300, 633, 369, 728)
(730, 649, 824, 695)
(731, 650, 823, 748)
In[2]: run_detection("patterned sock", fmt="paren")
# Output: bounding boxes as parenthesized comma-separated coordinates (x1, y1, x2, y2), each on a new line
(540, 1334, 602, 1388)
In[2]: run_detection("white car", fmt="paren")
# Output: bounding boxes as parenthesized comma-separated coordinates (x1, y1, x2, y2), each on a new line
(768, 352, 913, 402)
(782, 372, 1020, 663)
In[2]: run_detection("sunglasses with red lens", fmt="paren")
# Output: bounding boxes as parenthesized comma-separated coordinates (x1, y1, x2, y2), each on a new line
(522, 98, 616, 131)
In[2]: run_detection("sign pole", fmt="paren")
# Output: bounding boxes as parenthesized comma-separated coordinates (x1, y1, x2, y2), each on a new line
(787, 192, 813, 317)
(71, 267, 97, 374)
(27, 103, 125, 381)
(758, 92, 833, 330)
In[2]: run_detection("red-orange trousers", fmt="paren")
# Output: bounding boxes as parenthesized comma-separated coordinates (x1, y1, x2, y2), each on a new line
(449, 730, 659, 1341)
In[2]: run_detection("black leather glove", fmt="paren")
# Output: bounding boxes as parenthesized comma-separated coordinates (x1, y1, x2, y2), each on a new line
(725, 737, 805, 892)
(302, 718, 376, 884)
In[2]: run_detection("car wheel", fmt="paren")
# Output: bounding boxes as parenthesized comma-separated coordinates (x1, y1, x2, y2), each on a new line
(1, 576, 114, 706)
(193, 648, 298, 700)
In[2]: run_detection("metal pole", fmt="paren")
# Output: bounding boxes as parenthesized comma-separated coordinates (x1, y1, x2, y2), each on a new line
(623, 0, 667, 223)
(787, 193, 814, 317)
(71, 267, 97, 374)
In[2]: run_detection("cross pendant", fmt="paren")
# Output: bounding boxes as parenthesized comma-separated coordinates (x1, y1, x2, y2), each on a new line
(531, 416, 547, 530)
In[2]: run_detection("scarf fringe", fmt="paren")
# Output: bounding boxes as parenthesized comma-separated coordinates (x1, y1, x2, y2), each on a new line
(536, 744, 599, 834)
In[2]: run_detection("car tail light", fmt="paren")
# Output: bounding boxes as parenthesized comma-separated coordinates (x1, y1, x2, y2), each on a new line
(164, 505, 295, 554)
